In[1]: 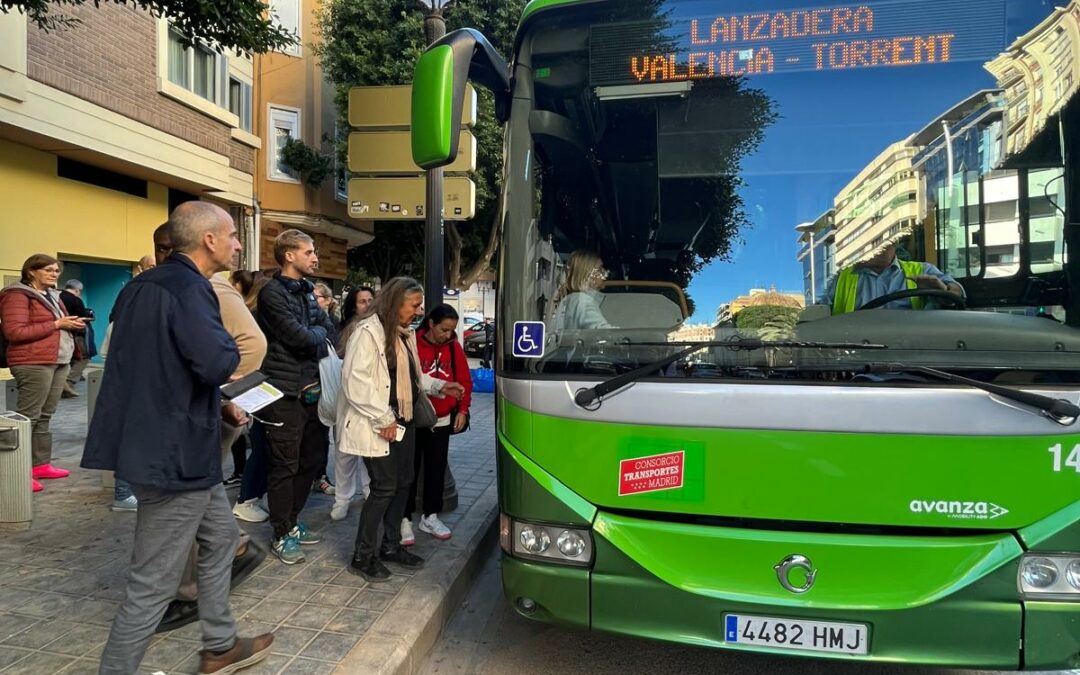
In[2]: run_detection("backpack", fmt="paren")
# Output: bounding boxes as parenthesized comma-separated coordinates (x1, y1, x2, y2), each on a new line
(0, 325, 7, 369)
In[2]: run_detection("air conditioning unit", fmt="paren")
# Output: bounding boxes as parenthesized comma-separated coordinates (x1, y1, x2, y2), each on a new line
(0, 411, 32, 531)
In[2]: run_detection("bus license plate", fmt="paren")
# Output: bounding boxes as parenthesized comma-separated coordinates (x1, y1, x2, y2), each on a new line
(724, 614, 869, 655)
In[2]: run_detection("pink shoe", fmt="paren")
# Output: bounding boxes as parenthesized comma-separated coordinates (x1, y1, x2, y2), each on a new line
(31, 478, 43, 493)
(32, 464, 70, 480)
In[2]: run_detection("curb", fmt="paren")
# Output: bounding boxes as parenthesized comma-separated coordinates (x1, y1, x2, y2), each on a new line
(334, 480, 500, 675)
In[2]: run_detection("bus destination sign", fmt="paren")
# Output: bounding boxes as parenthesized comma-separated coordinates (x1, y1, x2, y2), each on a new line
(589, 0, 1006, 85)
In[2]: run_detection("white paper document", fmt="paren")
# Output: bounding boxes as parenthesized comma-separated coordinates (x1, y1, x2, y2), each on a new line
(230, 382, 284, 414)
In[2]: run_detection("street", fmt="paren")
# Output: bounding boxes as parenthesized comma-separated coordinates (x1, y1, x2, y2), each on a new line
(421, 543, 1072, 675)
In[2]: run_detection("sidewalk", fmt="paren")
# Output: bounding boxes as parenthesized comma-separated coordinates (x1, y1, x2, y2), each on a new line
(0, 379, 498, 675)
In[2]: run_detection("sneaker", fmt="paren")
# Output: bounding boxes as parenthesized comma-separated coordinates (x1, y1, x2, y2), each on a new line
(232, 499, 269, 523)
(330, 502, 349, 521)
(198, 633, 274, 674)
(271, 534, 305, 565)
(222, 473, 242, 488)
(347, 555, 391, 583)
(313, 476, 336, 495)
(290, 522, 321, 545)
(400, 518, 416, 546)
(31, 479, 43, 493)
(379, 548, 425, 569)
(418, 514, 452, 541)
(111, 495, 138, 512)
(32, 464, 70, 480)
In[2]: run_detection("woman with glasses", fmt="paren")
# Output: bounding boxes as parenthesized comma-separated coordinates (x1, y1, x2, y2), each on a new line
(0, 254, 85, 492)
(553, 249, 613, 331)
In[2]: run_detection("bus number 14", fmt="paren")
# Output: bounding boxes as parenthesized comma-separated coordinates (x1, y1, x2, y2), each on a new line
(1048, 444, 1080, 473)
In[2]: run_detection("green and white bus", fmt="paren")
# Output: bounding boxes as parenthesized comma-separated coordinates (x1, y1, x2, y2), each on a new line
(411, 0, 1080, 668)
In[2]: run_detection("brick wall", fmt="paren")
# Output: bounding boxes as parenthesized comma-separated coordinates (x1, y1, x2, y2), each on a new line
(26, 4, 255, 177)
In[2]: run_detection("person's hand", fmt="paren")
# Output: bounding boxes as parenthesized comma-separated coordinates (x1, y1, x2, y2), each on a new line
(55, 316, 86, 331)
(913, 275, 947, 291)
(222, 403, 249, 427)
(452, 414, 468, 433)
(441, 382, 465, 400)
(378, 424, 398, 441)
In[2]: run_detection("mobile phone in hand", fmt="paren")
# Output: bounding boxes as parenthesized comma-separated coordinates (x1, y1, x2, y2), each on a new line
(395, 424, 406, 442)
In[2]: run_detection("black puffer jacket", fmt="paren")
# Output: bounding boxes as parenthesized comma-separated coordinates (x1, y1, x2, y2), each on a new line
(256, 274, 336, 397)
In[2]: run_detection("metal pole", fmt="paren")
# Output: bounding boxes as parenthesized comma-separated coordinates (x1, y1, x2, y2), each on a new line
(808, 231, 816, 304)
(420, 6, 458, 513)
(423, 10, 447, 311)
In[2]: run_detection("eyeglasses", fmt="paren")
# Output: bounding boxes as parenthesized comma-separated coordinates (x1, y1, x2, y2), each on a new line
(40, 268, 61, 275)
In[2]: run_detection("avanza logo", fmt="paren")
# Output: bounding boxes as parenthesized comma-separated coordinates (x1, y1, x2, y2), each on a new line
(909, 500, 1009, 520)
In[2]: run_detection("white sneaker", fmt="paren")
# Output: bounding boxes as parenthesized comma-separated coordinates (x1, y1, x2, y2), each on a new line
(233, 498, 269, 523)
(419, 514, 452, 540)
(330, 502, 349, 521)
(400, 518, 416, 546)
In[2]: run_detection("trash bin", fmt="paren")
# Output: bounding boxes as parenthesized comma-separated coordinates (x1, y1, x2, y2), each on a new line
(0, 411, 32, 531)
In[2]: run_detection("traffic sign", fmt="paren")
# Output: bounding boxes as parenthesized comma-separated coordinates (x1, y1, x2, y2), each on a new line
(348, 84, 477, 129)
(348, 130, 476, 174)
(348, 176, 476, 221)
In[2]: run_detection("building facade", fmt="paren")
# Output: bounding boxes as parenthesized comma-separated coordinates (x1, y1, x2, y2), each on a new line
(0, 5, 260, 354)
(796, 210, 835, 305)
(255, 0, 373, 286)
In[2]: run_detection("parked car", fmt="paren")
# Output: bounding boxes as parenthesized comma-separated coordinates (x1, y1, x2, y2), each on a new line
(464, 325, 494, 357)
(463, 320, 487, 342)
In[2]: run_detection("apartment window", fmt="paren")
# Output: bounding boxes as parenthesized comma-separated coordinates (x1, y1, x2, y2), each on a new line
(270, 0, 301, 56)
(269, 105, 301, 182)
(229, 78, 253, 132)
(167, 27, 227, 107)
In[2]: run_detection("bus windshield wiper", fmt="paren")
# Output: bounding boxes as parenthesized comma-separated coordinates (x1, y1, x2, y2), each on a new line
(864, 363, 1080, 426)
(573, 338, 887, 409)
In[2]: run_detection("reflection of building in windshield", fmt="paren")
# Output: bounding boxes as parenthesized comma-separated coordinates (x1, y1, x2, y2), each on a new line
(832, 140, 921, 269)
(803, 0, 1078, 293)
(984, 2, 1080, 157)
(667, 323, 716, 343)
(796, 210, 836, 305)
(714, 287, 804, 325)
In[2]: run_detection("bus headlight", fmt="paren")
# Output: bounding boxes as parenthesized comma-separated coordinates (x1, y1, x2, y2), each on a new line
(507, 517, 593, 567)
(1018, 554, 1080, 599)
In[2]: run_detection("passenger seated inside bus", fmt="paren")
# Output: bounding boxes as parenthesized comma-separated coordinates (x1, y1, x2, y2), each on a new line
(552, 250, 613, 330)
(822, 238, 965, 314)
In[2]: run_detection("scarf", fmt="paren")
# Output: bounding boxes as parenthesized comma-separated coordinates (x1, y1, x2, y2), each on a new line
(394, 325, 423, 423)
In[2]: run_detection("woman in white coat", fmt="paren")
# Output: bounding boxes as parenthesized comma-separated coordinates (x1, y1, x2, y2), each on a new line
(336, 277, 464, 582)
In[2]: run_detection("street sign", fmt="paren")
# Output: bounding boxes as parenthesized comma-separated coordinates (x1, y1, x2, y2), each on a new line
(348, 84, 478, 129)
(348, 130, 476, 174)
(348, 176, 476, 221)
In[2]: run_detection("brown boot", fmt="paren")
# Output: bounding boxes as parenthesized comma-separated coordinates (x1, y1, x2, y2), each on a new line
(198, 634, 274, 674)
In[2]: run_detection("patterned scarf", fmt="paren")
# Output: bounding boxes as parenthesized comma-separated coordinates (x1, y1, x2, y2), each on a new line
(393, 325, 422, 423)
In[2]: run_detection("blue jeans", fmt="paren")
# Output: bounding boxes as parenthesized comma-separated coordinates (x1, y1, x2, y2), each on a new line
(239, 420, 269, 503)
(114, 478, 133, 502)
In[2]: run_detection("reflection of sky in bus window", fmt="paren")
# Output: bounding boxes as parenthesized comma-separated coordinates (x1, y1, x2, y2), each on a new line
(679, 0, 1057, 322)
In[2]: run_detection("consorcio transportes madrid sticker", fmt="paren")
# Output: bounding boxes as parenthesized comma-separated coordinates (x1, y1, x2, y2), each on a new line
(618, 450, 685, 496)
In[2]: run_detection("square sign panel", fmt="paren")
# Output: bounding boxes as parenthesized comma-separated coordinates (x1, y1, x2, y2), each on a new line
(512, 321, 545, 359)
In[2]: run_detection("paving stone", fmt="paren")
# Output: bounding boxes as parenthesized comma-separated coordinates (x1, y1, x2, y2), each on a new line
(0, 615, 36, 643)
(40, 623, 111, 657)
(282, 656, 339, 674)
(283, 604, 339, 631)
(2, 650, 78, 674)
(298, 631, 360, 663)
(244, 600, 302, 626)
(0, 645, 32, 670)
(266, 626, 319, 657)
(1, 619, 78, 650)
(347, 589, 398, 611)
(140, 637, 198, 671)
(324, 608, 379, 636)
(306, 584, 358, 607)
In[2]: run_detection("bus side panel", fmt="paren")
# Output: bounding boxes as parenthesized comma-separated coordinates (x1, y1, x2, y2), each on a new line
(498, 442, 592, 526)
(590, 535, 1023, 669)
(1024, 603, 1080, 669)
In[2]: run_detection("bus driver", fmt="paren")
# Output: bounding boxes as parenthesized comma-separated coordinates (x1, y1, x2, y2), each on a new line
(553, 250, 614, 330)
(823, 238, 965, 314)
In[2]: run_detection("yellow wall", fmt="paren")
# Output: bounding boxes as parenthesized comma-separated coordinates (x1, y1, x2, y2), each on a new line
(0, 137, 169, 277)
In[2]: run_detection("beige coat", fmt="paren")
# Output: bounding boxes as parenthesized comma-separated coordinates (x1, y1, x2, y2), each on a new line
(336, 315, 444, 457)
(210, 275, 267, 379)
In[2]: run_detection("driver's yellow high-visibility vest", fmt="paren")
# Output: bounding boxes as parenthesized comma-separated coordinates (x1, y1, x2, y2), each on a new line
(832, 260, 926, 314)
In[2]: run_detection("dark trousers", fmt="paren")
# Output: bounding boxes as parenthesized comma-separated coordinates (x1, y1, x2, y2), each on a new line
(408, 425, 450, 518)
(353, 425, 416, 561)
(261, 398, 329, 540)
(239, 420, 269, 503)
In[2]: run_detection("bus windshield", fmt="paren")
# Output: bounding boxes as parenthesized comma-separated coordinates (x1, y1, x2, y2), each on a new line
(500, 0, 1080, 381)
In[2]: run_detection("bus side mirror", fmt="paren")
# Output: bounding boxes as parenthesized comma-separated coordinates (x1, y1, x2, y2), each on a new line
(412, 28, 511, 170)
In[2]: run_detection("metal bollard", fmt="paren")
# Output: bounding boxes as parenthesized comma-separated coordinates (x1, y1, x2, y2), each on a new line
(0, 411, 32, 531)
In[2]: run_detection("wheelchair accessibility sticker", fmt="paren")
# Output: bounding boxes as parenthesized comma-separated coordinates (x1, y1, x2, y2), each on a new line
(512, 321, 545, 359)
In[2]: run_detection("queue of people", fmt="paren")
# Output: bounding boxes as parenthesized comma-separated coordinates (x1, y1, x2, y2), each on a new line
(0, 203, 478, 673)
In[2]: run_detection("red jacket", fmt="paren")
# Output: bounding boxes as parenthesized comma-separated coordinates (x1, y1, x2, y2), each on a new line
(0, 285, 67, 366)
(416, 328, 473, 418)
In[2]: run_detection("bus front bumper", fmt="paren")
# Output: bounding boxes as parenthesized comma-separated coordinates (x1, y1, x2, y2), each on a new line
(502, 520, 1080, 670)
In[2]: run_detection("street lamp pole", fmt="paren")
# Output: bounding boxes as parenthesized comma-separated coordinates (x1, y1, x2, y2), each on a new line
(420, 0, 450, 310)
(796, 222, 817, 304)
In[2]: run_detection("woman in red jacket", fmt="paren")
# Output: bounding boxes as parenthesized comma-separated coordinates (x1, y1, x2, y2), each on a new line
(405, 304, 473, 542)
(0, 254, 85, 492)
